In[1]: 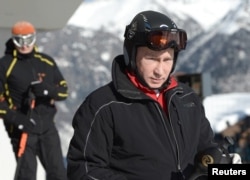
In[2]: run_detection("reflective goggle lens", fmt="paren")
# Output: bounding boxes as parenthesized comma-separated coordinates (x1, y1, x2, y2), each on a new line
(146, 29, 187, 51)
(12, 34, 36, 47)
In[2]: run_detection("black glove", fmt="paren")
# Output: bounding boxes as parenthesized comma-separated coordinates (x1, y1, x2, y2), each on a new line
(5, 112, 40, 134)
(31, 81, 56, 98)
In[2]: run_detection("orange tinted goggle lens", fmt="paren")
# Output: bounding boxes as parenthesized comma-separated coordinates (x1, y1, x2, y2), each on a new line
(147, 30, 187, 50)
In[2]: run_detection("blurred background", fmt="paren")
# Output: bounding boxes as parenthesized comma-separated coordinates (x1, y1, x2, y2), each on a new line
(0, 0, 250, 179)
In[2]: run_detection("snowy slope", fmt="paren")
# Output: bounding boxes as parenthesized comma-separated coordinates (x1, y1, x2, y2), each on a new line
(204, 93, 250, 133)
(68, 0, 243, 38)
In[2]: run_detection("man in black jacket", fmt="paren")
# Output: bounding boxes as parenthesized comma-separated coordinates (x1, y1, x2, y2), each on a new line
(67, 11, 241, 180)
(0, 21, 68, 180)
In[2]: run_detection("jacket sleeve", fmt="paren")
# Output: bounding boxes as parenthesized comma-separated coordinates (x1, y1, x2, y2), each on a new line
(51, 79, 68, 101)
(0, 95, 11, 119)
(36, 53, 68, 101)
(0, 63, 10, 119)
(67, 97, 127, 180)
(50, 61, 68, 101)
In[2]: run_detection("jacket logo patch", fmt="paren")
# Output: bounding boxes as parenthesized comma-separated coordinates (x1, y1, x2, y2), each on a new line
(183, 102, 195, 108)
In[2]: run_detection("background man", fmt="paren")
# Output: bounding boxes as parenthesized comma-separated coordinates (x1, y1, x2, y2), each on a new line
(0, 21, 68, 180)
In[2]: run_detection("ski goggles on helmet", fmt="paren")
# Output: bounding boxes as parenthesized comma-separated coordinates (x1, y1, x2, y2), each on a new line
(12, 33, 36, 47)
(145, 29, 187, 51)
(126, 27, 187, 51)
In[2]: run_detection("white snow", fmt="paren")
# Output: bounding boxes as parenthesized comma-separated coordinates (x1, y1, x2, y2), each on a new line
(203, 93, 250, 133)
(68, 0, 243, 38)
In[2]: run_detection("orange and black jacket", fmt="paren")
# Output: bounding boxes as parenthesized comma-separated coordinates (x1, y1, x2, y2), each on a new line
(0, 39, 68, 133)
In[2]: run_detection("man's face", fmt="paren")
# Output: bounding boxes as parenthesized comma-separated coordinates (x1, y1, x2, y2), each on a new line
(136, 46, 174, 89)
(15, 45, 34, 54)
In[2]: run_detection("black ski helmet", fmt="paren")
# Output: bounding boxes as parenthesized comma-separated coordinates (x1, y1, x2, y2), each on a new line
(123, 10, 187, 72)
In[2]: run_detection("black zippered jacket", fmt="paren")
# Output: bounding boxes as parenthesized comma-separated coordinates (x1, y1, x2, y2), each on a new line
(0, 39, 68, 134)
(67, 55, 217, 180)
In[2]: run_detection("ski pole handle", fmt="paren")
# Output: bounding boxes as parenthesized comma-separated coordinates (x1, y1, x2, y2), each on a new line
(17, 98, 35, 158)
(17, 133, 28, 157)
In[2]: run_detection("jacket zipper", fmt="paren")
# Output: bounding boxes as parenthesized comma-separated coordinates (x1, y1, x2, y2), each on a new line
(155, 89, 185, 177)
(168, 90, 186, 178)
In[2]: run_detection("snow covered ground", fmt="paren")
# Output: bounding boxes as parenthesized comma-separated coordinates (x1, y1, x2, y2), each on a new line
(204, 93, 250, 133)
